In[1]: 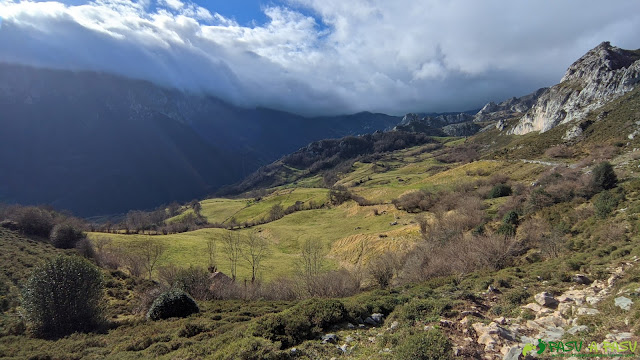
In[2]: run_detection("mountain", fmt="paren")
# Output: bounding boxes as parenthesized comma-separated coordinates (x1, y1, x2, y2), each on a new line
(509, 41, 640, 136)
(0, 63, 399, 216)
(395, 88, 548, 137)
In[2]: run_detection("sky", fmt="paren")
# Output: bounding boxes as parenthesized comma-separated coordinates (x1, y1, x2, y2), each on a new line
(1, 0, 639, 116)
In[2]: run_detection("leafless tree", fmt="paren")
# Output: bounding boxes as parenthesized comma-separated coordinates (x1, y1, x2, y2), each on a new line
(221, 232, 242, 281)
(367, 251, 399, 288)
(242, 231, 270, 283)
(139, 239, 166, 279)
(298, 238, 325, 292)
(206, 236, 217, 272)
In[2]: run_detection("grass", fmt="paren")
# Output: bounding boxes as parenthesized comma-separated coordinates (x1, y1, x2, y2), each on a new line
(90, 200, 410, 281)
(167, 188, 329, 225)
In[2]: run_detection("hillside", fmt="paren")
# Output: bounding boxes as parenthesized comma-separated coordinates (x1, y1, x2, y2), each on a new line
(0, 63, 399, 216)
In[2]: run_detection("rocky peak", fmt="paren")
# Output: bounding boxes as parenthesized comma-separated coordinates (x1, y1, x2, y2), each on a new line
(509, 41, 640, 135)
(561, 41, 640, 83)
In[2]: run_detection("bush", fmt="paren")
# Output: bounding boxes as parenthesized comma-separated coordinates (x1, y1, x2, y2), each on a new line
(160, 266, 212, 301)
(590, 161, 617, 193)
(22, 255, 104, 338)
(393, 329, 453, 360)
(392, 190, 437, 212)
(50, 223, 86, 249)
(488, 184, 512, 199)
(391, 298, 452, 324)
(14, 207, 55, 237)
(594, 190, 621, 218)
(146, 289, 199, 320)
(252, 298, 347, 348)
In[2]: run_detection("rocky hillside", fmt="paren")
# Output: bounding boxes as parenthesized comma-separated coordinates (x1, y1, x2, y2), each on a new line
(396, 88, 547, 137)
(510, 42, 640, 136)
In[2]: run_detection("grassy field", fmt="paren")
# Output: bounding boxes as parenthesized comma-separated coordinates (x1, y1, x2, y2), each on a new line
(167, 188, 330, 225)
(89, 198, 416, 282)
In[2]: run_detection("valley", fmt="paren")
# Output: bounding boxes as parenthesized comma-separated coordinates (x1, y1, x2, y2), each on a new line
(1, 41, 640, 360)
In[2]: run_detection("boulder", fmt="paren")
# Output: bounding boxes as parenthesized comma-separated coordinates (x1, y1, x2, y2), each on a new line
(614, 296, 633, 311)
(572, 274, 592, 285)
(322, 334, 338, 344)
(534, 292, 559, 308)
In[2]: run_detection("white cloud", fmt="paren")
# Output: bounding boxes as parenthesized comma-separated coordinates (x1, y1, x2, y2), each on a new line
(0, 0, 639, 115)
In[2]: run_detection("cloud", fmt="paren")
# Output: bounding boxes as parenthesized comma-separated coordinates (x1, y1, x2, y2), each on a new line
(1, 0, 639, 115)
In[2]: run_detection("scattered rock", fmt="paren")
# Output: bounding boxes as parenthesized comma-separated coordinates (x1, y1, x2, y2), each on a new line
(493, 317, 507, 325)
(487, 285, 501, 294)
(345, 336, 354, 343)
(364, 317, 377, 326)
(586, 296, 602, 305)
(388, 321, 399, 331)
(389, 221, 398, 226)
(371, 313, 384, 324)
(575, 307, 600, 316)
(614, 296, 633, 311)
(346, 323, 355, 329)
(322, 334, 338, 344)
(572, 274, 592, 285)
(606, 332, 633, 342)
(338, 344, 348, 353)
(534, 292, 559, 308)
(440, 319, 454, 328)
(461, 310, 484, 318)
(567, 325, 589, 335)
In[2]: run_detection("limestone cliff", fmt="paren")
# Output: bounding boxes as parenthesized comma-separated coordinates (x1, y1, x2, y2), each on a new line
(509, 42, 640, 135)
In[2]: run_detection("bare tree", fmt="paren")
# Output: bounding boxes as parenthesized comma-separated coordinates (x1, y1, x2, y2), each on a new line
(299, 238, 325, 280)
(221, 232, 242, 281)
(367, 251, 399, 288)
(242, 231, 270, 283)
(139, 239, 166, 279)
(206, 236, 217, 272)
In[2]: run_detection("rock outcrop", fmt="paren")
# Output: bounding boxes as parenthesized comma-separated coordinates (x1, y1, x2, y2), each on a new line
(474, 88, 547, 124)
(509, 42, 640, 135)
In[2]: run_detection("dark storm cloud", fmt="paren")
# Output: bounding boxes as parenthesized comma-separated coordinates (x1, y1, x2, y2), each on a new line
(1, 0, 639, 115)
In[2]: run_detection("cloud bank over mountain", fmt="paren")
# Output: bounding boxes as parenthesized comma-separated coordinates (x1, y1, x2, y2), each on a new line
(1, 0, 639, 115)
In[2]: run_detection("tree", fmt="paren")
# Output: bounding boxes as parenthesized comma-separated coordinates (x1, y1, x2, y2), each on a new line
(367, 252, 398, 288)
(242, 232, 270, 283)
(206, 236, 217, 272)
(590, 161, 617, 193)
(299, 238, 325, 280)
(221, 232, 242, 281)
(269, 204, 284, 221)
(190, 200, 202, 216)
(139, 239, 166, 279)
(22, 255, 104, 338)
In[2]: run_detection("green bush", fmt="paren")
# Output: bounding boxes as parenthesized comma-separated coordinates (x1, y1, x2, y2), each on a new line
(146, 289, 199, 321)
(594, 190, 621, 218)
(502, 211, 519, 226)
(503, 288, 530, 305)
(488, 184, 512, 199)
(497, 223, 516, 237)
(50, 223, 86, 249)
(252, 298, 347, 348)
(391, 298, 452, 324)
(394, 329, 453, 360)
(590, 161, 617, 193)
(21, 255, 104, 338)
(218, 337, 283, 360)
